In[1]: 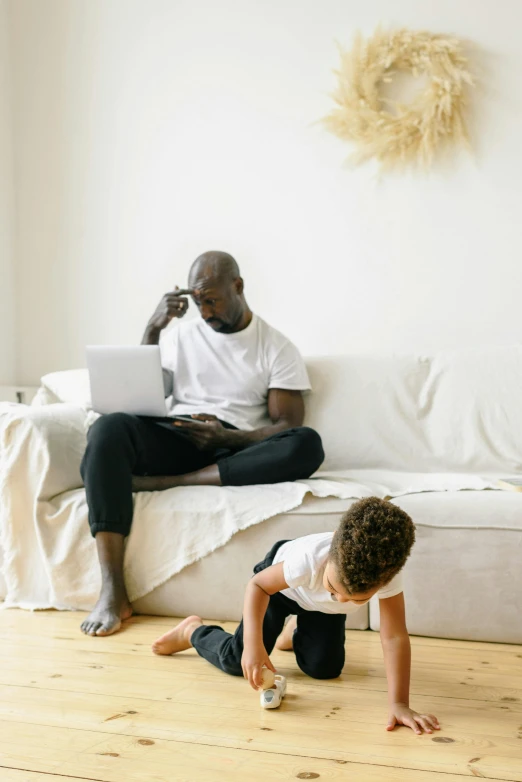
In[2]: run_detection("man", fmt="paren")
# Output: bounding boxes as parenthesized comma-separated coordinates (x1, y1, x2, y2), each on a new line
(80, 251, 324, 636)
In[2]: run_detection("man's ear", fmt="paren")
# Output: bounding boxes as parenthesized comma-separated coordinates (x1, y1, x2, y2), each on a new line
(235, 277, 244, 295)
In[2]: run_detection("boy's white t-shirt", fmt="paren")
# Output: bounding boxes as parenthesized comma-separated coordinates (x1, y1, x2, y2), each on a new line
(272, 532, 404, 614)
(160, 314, 311, 431)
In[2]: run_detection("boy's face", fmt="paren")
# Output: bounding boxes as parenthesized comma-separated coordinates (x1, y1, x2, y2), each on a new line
(323, 561, 379, 605)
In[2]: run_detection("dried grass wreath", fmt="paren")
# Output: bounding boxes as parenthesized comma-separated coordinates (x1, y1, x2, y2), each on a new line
(324, 28, 474, 170)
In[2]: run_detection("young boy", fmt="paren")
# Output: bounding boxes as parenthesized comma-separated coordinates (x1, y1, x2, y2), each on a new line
(153, 497, 440, 734)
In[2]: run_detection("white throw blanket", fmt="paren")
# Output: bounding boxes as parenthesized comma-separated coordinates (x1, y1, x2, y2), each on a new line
(0, 402, 500, 611)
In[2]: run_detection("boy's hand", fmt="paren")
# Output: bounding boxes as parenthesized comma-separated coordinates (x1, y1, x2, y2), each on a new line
(387, 703, 440, 735)
(241, 644, 276, 690)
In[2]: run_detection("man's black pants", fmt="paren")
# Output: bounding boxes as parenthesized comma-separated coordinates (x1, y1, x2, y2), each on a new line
(80, 413, 324, 537)
(191, 541, 346, 680)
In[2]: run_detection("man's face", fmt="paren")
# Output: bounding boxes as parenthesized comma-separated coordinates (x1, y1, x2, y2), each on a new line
(189, 276, 244, 333)
(322, 561, 379, 605)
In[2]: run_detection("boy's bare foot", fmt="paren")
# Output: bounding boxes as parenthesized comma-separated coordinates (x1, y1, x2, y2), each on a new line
(275, 615, 297, 651)
(152, 615, 203, 655)
(81, 587, 133, 637)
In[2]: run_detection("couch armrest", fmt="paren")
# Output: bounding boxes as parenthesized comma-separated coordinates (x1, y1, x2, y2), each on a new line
(0, 403, 91, 500)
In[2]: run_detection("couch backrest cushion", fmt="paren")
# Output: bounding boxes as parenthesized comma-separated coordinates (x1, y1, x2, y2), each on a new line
(305, 355, 431, 471)
(305, 346, 522, 473)
(38, 368, 92, 409)
(418, 345, 522, 473)
(37, 346, 522, 473)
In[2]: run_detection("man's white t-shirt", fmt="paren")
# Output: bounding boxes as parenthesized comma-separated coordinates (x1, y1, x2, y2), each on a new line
(159, 314, 311, 431)
(272, 532, 404, 615)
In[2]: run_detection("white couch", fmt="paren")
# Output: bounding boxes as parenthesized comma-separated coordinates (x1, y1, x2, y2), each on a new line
(1, 346, 521, 643)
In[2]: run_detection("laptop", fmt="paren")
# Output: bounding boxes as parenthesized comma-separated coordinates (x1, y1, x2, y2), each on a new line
(86, 345, 168, 416)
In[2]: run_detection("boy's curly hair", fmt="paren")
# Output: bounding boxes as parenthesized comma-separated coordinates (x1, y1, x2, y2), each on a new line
(329, 497, 415, 594)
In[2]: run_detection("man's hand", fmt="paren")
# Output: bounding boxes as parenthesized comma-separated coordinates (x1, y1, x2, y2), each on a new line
(173, 414, 235, 450)
(142, 287, 194, 343)
(241, 643, 276, 690)
(387, 703, 440, 735)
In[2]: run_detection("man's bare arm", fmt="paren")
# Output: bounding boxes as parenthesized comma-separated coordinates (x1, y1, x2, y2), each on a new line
(173, 388, 305, 451)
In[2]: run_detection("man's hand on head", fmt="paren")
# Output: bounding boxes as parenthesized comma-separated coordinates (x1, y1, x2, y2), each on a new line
(173, 415, 236, 451)
(142, 286, 194, 343)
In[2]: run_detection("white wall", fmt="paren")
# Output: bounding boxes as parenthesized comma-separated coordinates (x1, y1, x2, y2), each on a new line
(8, 0, 522, 384)
(0, 0, 16, 384)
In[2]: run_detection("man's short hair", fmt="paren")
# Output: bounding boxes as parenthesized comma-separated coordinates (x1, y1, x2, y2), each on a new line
(329, 497, 415, 594)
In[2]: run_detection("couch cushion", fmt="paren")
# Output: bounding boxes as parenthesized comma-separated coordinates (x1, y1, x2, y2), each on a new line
(306, 346, 522, 473)
(419, 345, 522, 472)
(37, 346, 522, 473)
(37, 368, 92, 409)
(133, 499, 368, 629)
(305, 355, 431, 472)
(369, 491, 522, 643)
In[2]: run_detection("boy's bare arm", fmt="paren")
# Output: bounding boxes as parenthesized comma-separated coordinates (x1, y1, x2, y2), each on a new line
(241, 563, 289, 690)
(379, 593, 441, 734)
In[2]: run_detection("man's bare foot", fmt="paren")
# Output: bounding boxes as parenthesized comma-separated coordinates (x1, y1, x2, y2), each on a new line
(152, 615, 203, 655)
(81, 593, 133, 637)
(275, 615, 297, 651)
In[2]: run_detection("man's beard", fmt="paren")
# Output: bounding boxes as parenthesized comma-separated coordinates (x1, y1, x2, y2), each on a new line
(205, 318, 230, 332)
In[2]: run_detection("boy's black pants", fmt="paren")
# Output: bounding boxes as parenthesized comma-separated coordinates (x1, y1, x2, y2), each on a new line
(191, 541, 346, 680)
(80, 413, 324, 537)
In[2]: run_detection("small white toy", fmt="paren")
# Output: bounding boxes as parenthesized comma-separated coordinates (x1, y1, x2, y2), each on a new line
(259, 671, 287, 710)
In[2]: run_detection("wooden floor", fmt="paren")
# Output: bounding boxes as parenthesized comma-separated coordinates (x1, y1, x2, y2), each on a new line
(0, 611, 521, 782)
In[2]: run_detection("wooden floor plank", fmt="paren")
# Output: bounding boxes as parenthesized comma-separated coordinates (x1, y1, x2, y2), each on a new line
(0, 619, 520, 708)
(0, 771, 93, 782)
(1, 647, 519, 709)
(1, 681, 521, 779)
(1, 637, 520, 679)
(0, 610, 521, 782)
(0, 751, 501, 782)
(1, 611, 521, 655)
(0, 655, 521, 739)
(0, 638, 519, 693)
(0, 719, 517, 782)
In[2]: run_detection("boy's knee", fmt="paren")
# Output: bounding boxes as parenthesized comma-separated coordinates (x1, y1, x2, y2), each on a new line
(220, 659, 244, 677)
(296, 647, 345, 680)
(299, 660, 344, 680)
